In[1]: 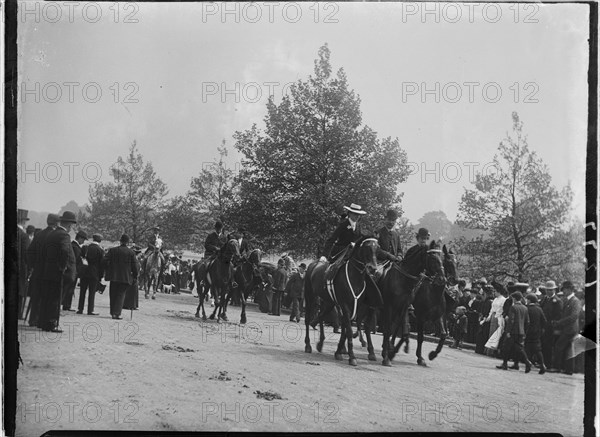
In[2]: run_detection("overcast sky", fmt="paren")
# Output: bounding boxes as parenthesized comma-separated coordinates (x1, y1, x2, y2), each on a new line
(17, 2, 589, 225)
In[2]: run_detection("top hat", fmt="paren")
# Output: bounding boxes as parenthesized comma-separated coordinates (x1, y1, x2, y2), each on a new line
(17, 209, 30, 222)
(59, 211, 78, 224)
(343, 203, 366, 215)
(385, 209, 398, 221)
(416, 228, 430, 239)
(75, 230, 89, 240)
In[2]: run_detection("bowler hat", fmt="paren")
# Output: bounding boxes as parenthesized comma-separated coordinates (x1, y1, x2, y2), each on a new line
(416, 228, 430, 239)
(215, 221, 223, 229)
(75, 230, 89, 240)
(525, 293, 538, 304)
(92, 233, 103, 242)
(343, 203, 367, 215)
(385, 209, 398, 221)
(46, 213, 60, 225)
(561, 281, 574, 291)
(59, 211, 78, 224)
(17, 209, 30, 222)
(26, 225, 36, 233)
(511, 291, 524, 301)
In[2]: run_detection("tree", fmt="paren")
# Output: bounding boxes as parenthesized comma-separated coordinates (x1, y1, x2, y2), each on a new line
(188, 141, 239, 234)
(458, 112, 574, 281)
(234, 44, 410, 257)
(417, 210, 454, 241)
(157, 196, 202, 251)
(86, 141, 168, 243)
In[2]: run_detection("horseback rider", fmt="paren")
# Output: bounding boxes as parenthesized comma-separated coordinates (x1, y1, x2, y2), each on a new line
(403, 227, 431, 270)
(321, 203, 366, 263)
(204, 221, 227, 260)
(144, 226, 163, 256)
(376, 209, 403, 262)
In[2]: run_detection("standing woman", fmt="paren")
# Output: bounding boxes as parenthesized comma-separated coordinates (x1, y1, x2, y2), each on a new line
(475, 286, 493, 354)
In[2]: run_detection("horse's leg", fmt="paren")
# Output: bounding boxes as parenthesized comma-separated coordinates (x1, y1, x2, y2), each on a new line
(342, 307, 357, 366)
(315, 301, 336, 352)
(240, 285, 248, 325)
(208, 285, 218, 320)
(429, 317, 447, 361)
(219, 283, 230, 322)
(364, 311, 376, 361)
(334, 322, 347, 361)
(416, 318, 426, 366)
(304, 296, 312, 353)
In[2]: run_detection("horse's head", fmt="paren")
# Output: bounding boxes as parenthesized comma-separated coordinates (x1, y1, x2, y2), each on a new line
(225, 238, 242, 266)
(425, 240, 446, 285)
(351, 234, 379, 275)
(442, 244, 458, 286)
(248, 248, 262, 265)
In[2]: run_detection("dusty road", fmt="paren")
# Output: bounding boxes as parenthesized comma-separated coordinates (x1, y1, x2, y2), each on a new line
(16, 290, 585, 435)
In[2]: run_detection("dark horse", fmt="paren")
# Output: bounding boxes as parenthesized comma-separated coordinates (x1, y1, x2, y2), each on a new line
(194, 239, 241, 322)
(229, 249, 263, 324)
(304, 236, 381, 366)
(386, 241, 458, 366)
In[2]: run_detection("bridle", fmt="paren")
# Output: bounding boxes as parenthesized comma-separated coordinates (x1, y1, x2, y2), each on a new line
(347, 238, 378, 275)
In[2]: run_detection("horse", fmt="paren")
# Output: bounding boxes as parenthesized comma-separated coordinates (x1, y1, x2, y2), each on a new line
(144, 249, 165, 300)
(229, 249, 263, 324)
(388, 241, 458, 366)
(303, 236, 381, 366)
(206, 239, 242, 322)
(193, 260, 213, 320)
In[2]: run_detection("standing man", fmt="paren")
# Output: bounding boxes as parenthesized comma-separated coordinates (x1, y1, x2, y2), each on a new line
(26, 213, 59, 327)
(62, 230, 88, 311)
(525, 293, 548, 374)
(539, 280, 563, 369)
(286, 263, 306, 323)
(39, 211, 77, 332)
(496, 291, 532, 372)
(270, 258, 288, 316)
(78, 233, 104, 315)
(17, 209, 31, 318)
(26, 225, 36, 243)
(548, 281, 582, 375)
(104, 234, 140, 320)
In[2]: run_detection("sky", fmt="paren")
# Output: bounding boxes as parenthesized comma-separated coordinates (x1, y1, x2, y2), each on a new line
(17, 2, 589, 225)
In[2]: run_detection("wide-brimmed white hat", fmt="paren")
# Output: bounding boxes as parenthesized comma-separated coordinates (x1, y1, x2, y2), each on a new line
(343, 203, 366, 215)
(540, 280, 558, 290)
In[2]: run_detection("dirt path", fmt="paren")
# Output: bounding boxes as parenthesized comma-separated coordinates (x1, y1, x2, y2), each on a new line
(16, 291, 585, 435)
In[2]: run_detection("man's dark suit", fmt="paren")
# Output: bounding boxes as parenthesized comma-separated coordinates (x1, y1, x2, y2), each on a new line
(62, 240, 84, 310)
(204, 231, 227, 258)
(541, 294, 563, 367)
(26, 226, 54, 326)
(323, 219, 363, 260)
(552, 295, 582, 373)
(38, 227, 76, 331)
(503, 301, 531, 366)
(79, 242, 104, 314)
(376, 225, 402, 262)
(104, 244, 140, 318)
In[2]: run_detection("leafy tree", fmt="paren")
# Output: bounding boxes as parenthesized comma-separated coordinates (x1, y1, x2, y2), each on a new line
(234, 44, 410, 257)
(458, 112, 574, 281)
(157, 196, 202, 251)
(86, 141, 168, 243)
(417, 210, 454, 241)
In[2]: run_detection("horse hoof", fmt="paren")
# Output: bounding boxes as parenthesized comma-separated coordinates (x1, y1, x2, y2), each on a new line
(360, 340, 367, 348)
(382, 358, 392, 367)
(352, 331, 359, 339)
(428, 351, 437, 361)
(340, 348, 348, 355)
(195, 313, 200, 318)
(151, 296, 155, 300)
(404, 345, 409, 354)
(305, 345, 312, 353)
(219, 315, 228, 322)
(240, 318, 246, 325)
(368, 353, 377, 362)
(349, 358, 358, 366)
(208, 314, 215, 320)
(202, 315, 207, 321)
(334, 352, 343, 361)
(418, 360, 427, 367)
(316, 342, 323, 353)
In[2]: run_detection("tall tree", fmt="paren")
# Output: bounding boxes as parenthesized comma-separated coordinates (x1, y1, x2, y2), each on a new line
(188, 140, 239, 235)
(234, 44, 410, 257)
(458, 112, 574, 281)
(417, 210, 454, 241)
(87, 141, 168, 243)
(158, 195, 202, 251)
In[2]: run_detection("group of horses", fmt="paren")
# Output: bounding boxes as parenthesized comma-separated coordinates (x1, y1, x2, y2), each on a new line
(304, 237, 458, 367)
(171, 233, 458, 369)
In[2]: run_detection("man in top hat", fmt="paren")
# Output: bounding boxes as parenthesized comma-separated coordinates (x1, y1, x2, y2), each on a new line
(17, 209, 31, 318)
(322, 203, 367, 262)
(38, 211, 78, 332)
(376, 209, 403, 263)
(539, 280, 563, 367)
(547, 281, 582, 375)
(104, 234, 140, 319)
(26, 213, 60, 327)
(270, 258, 288, 316)
(78, 233, 105, 315)
(62, 230, 89, 311)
